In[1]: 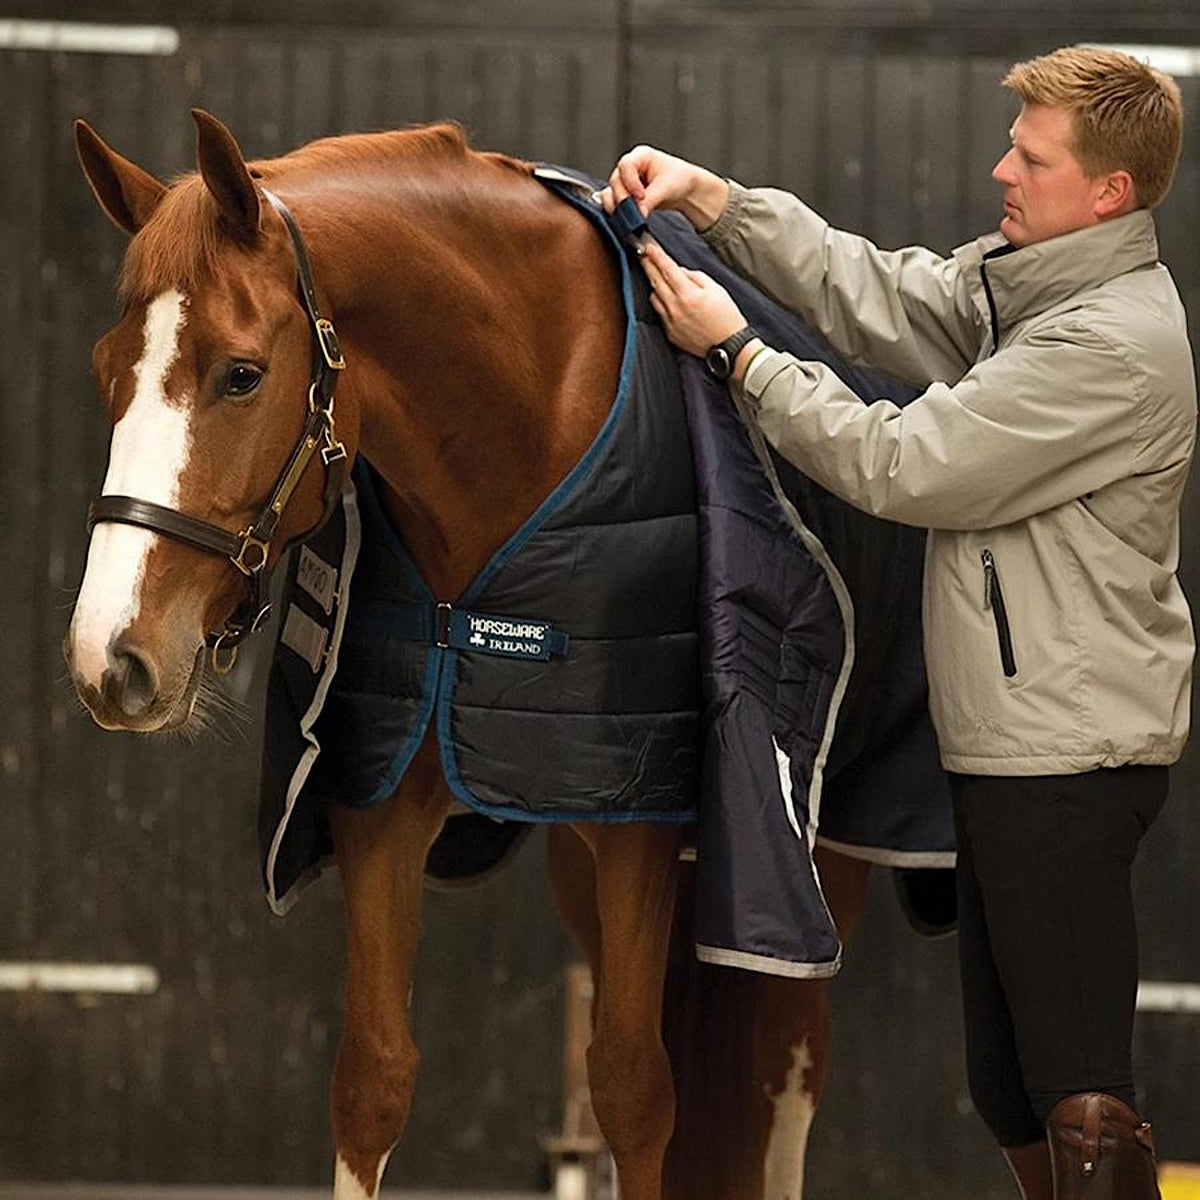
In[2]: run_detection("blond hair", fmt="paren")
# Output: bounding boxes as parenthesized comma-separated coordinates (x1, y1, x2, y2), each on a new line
(1003, 46, 1183, 209)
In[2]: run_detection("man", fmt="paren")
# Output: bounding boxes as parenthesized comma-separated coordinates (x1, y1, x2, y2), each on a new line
(604, 45, 1194, 1200)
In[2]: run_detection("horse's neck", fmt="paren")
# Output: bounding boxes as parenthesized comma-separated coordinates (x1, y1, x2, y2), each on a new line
(303, 160, 624, 599)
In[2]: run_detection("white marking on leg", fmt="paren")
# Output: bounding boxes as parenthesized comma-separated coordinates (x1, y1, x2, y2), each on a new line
(334, 1151, 390, 1200)
(762, 1039, 816, 1200)
(69, 290, 192, 688)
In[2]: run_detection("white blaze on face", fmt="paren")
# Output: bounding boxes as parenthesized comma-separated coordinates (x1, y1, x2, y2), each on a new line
(69, 289, 193, 688)
(762, 1038, 816, 1200)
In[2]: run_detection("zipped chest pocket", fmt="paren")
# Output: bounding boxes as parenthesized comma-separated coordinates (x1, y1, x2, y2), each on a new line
(981, 549, 1018, 678)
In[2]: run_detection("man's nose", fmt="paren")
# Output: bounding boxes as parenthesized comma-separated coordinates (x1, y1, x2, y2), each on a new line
(992, 148, 1017, 185)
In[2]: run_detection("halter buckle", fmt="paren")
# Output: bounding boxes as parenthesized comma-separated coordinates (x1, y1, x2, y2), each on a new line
(232, 532, 269, 576)
(309, 382, 338, 424)
(322, 437, 347, 467)
(315, 318, 345, 371)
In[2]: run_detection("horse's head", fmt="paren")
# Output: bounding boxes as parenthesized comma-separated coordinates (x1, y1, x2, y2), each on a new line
(64, 110, 352, 733)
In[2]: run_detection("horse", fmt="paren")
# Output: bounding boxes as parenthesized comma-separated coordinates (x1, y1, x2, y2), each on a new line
(62, 109, 877, 1200)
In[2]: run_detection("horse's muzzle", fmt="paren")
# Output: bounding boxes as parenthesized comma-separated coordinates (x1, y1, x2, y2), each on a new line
(63, 630, 201, 732)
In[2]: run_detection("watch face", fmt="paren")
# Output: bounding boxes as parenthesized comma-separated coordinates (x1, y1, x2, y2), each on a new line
(705, 346, 732, 380)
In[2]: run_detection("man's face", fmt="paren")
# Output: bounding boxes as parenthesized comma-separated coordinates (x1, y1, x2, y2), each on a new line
(991, 104, 1109, 247)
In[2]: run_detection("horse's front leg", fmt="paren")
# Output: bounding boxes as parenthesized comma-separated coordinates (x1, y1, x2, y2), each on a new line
(574, 820, 683, 1200)
(327, 735, 452, 1200)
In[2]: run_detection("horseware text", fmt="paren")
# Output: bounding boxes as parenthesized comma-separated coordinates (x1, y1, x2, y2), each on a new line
(467, 614, 549, 658)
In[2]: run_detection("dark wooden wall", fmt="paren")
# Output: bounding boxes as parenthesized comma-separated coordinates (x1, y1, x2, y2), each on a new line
(1, 2, 1198, 1195)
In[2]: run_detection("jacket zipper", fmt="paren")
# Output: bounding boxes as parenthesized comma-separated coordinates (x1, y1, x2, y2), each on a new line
(979, 259, 1002, 357)
(981, 549, 1018, 678)
(978, 243, 1017, 358)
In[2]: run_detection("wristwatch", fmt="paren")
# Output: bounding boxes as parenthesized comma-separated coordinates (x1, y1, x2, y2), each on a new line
(704, 325, 759, 381)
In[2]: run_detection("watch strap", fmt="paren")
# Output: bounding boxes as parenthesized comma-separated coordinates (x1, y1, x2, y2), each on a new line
(706, 324, 759, 380)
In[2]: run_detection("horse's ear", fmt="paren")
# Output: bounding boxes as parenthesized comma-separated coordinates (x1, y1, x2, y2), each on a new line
(74, 119, 167, 235)
(192, 109, 260, 243)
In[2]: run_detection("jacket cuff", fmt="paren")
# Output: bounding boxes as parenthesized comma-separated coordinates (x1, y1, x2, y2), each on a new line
(701, 179, 749, 250)
(734, 347, 793, 409)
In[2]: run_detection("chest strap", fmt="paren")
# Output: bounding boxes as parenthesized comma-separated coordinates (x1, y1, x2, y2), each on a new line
(356, 601, 570, 663)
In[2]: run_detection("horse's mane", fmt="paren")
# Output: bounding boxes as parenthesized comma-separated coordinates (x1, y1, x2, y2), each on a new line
(119, 122, 531, 300)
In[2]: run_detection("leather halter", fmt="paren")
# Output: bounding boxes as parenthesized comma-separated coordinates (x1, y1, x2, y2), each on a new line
(86, 190, 349, 673)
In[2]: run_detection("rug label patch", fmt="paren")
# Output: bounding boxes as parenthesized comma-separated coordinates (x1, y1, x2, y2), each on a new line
(447, 607, 566, 662)
(282, 603, 329, 672)
(296, 546, 337, 614)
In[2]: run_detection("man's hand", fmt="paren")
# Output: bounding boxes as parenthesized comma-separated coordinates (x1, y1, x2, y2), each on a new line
(640, 242, 747, 359)
(600, 145, 730, 231)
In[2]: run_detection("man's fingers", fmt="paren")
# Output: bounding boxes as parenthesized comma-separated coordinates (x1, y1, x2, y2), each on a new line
(641, 254, 670, 297)
(642, 253, 686, 302)
(643, 242, 689, 291)
(617, 157, 647, 205)
(604, 150, 643, 211)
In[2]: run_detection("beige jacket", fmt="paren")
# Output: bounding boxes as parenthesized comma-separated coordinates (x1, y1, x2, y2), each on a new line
(705, 182, 1197, 775)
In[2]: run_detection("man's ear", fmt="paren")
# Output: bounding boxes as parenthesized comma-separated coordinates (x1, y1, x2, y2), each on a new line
(1095, 168, 1138, 219)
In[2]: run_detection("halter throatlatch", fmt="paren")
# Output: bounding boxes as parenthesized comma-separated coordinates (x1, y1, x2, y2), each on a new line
(86, 189, 349, 674)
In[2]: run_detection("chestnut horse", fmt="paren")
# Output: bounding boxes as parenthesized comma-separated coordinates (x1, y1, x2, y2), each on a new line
(62, 110, 871, 1199)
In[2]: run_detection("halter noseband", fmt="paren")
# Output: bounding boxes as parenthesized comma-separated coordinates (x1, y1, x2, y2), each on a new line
(86, 190, 349, 674)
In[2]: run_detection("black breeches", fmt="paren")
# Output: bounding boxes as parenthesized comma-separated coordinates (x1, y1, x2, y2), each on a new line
(949, 766, 1167, 1147)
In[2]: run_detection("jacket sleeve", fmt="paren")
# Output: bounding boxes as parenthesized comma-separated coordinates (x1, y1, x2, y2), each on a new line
(704, 182, 984, 387)
(737, 322, 1148, 531)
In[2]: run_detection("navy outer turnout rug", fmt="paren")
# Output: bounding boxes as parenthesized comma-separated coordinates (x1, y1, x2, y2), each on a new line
(258, 170, 953, 977)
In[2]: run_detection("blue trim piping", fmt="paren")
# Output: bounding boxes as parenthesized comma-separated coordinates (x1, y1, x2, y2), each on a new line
(348, 643, 445, 810)
(345, 180, 685, 824)
(430, 180, 656, 822)
(455, 191, 638, 608)
(435, 638, 692, 824)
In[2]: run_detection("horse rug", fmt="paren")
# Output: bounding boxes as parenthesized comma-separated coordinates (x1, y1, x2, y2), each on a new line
(258, 171, 954, 977)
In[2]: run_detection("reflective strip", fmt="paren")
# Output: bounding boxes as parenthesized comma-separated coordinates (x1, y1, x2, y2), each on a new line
(0, 962, 160, 994)
(0, 19, 179, 55)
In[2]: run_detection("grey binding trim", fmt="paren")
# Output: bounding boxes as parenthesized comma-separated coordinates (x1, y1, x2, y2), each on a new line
(531, 164, 597, 194)
(265, 482, 362, 915)
(695, 943, 842, 979)
(816, 837, 957, 869)
(730, 390, 858, 953)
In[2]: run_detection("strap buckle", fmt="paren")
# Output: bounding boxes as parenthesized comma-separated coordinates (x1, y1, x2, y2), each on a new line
(315, 318, 345, 371)
(436, 602, 452, 649)
(232, 532, 269, 577)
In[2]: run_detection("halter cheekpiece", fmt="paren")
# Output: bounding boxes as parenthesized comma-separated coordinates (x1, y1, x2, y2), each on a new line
(86, 189, 349, 674)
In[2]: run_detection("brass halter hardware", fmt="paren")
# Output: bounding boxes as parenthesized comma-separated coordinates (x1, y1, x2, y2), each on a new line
(86, 190, 348, 674)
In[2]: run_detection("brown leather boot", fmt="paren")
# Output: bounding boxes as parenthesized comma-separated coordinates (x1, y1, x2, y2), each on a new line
(1003, 1138, 1054, 1200)
(1047, 1093, 1161, 1199)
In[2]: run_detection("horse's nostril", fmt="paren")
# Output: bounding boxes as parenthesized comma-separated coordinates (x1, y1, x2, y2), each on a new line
(106, 640, 159, 717)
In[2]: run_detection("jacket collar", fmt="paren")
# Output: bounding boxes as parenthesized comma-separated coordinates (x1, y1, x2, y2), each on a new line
(955, 209, 1160, 331)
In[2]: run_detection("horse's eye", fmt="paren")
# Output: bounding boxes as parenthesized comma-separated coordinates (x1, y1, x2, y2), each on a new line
(225, 363, 263, 397)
